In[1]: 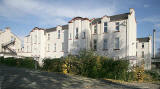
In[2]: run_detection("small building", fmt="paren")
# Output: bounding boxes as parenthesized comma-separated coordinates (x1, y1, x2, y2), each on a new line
(0, 27, 21, 57)
(136, 36, 152, 70)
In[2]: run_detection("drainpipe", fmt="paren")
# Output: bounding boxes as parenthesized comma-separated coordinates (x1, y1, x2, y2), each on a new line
(126, 20, 128, 59)
(153, 29, 156, 58)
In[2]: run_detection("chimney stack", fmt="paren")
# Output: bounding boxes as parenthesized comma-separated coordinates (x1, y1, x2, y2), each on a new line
(153, 29, 156, 58)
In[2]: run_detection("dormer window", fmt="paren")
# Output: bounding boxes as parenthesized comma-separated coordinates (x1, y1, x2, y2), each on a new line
(75, 28, 78, 39)
(104, 22, 108, 32)
(58, 30, 60, 39)
(116, 22, 119, 31)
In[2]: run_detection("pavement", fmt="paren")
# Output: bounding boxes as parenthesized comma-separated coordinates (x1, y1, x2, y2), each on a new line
(0, 65, 159, 89)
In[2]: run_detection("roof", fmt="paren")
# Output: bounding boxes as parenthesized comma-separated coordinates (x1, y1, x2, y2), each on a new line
(62, 25, 68, 30)
(91, 13, 130, 24)
(110, 13, 129, 21)
(92, 18, 101, 24)
(45, 24, 68, 32)
(45, 27, 56, 32)
(137, 37, 150, 42)
(69, 17, 90, 23)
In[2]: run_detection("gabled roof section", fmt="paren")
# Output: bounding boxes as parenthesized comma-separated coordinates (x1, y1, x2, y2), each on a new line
(91, 13, 130, 24)
(69, 17, 90, 23)
(91, 18, 101, 24)
(45, 27, 56, 32)
(110, 13, 129, 21)
(137, 37, 150, 42)
(62, 25, 68, 30)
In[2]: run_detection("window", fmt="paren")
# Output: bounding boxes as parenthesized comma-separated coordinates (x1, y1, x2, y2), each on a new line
(115, 37, 120, 49)
(48, 44, 50, 52)
(93, 39, 97, 51)
(75, 28, 78, 39)
(58, 30, 60, 39)
(62, 42, 64, 51)
(54, 43, 56, 52)
(94, 25, 97, 34)
(48, 34, 50, 40)
(104, 22, 108, 32)
(116, 22, 119, 31)
(82, 32, 86, 39)
(142, 51, 144, 58)
(136, 51, 137, 57)
(136, 43, 138, 48)
(103, 39, 108, 50)
(142, 43, 144, 48)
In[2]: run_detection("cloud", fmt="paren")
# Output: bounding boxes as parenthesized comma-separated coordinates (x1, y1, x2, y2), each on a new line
(0, 0, 117, 26)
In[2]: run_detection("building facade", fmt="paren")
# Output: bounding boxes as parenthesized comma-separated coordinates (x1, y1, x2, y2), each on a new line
(136, 37, 152, 70)
(0, 27, 21, 57)
(23, 8, 138, 65)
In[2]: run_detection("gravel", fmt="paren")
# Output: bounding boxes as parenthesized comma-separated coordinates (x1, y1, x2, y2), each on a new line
(0, 65, 159, 89)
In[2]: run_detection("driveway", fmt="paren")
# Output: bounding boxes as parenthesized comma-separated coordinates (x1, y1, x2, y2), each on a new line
(0, 65, 159, 89)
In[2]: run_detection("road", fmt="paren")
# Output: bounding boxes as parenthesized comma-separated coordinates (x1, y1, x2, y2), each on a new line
(0, 65, 159, 89)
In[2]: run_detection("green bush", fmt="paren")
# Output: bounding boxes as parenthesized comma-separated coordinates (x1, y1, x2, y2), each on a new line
(145, 70, 160, 81)
(0, 57, 37, 69)
(42, 58, 64, 72)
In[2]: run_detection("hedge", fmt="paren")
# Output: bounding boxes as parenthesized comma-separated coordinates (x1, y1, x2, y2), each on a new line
(0, 57, 38, 69)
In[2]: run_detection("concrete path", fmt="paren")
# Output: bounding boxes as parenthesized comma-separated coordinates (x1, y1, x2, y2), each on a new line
(0, 65, 159, 89)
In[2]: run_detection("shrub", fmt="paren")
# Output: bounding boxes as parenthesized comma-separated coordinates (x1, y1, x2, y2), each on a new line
(42, 58, 64, 72)
(0, 57, 37, 69)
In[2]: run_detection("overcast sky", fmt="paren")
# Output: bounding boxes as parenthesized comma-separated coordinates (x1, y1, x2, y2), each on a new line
(0, 0, 160, 49)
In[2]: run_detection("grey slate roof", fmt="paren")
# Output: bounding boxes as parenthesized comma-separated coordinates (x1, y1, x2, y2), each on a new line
(110, 13, 129, 21)
(45, 24, 68, 32)
(45, 27, 56, 32)
(62, 25, 68, 30)
(137, 37, 150, 42)
(92, 13, 130, 24)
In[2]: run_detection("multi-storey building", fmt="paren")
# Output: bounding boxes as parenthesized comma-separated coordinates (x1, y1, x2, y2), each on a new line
(136, 37, 152, 70)
(0, 27, 21, 57)
(23, 8, 137, 65)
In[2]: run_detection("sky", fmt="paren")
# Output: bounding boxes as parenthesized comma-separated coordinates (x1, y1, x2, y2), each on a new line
(0, 0, 160, 50)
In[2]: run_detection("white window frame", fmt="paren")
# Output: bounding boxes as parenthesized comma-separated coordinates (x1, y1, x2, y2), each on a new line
(115, 37, 120, 49)
(116, 22, 119, 31)
(104, 22, 108, 33)
(103, 39, 108, 50)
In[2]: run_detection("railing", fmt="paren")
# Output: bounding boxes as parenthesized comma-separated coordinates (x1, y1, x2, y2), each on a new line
(1, 40, 17, 55)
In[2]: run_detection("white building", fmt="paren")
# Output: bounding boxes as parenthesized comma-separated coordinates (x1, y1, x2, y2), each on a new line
(136, 36, 152, 70)
(22, 8, 143, 65)
(0, 27, 21, 57)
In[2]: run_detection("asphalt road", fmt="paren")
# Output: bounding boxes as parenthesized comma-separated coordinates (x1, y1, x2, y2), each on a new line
(0, 65, 159, 89)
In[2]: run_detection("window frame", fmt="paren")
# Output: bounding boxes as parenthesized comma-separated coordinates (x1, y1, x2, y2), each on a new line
(94, 25, 97, 34)
(93, 39, 97, 51)
(58, 30, 60, 39)
(103, 39, 108, 50)
(104, 22, 108, 33)
(114, 37, 120, 50)
(75, 28, 78, 39)
(115, 22, 120, 31)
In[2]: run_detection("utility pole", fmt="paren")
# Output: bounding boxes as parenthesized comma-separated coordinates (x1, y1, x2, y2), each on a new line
(153, 29, 156, 58)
